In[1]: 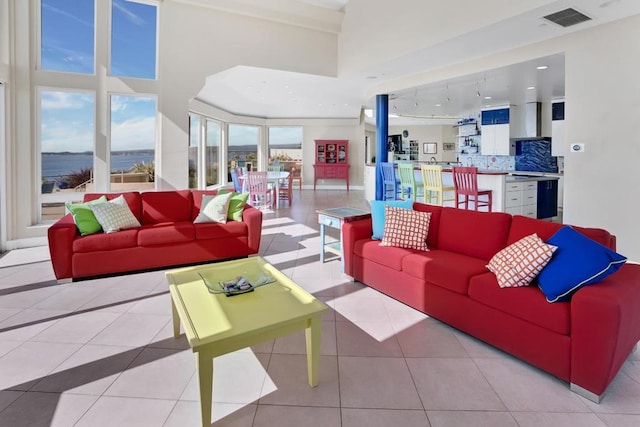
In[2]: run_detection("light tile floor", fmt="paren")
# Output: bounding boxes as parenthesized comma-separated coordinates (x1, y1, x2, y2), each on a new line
(0, 190, 638, 426)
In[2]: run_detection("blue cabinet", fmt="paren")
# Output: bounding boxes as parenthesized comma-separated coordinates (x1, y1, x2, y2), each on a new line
(481, 108, 510, 125)
(537, 179, 558, 219)
(552, 102, 565, 121)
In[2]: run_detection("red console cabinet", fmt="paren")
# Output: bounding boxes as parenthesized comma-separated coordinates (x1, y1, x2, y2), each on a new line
(313, 140, 349, 190)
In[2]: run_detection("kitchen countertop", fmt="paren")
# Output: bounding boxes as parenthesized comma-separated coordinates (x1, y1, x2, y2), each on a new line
(506, 175, 560, 182)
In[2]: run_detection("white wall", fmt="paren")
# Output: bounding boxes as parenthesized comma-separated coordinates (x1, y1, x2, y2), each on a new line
(389, 125, 457, 163)
(561, 15, 640, 261)
(158, 1, 338, 190)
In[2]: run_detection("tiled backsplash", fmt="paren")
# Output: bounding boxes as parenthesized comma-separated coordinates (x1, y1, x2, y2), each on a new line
(458, 154, 515, 171)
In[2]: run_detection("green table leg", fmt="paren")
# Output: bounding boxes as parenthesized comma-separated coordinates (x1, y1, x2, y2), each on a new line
(171, 298, 180, 338)
(197, 352, 213, 427)
(305, 316, 321, 387)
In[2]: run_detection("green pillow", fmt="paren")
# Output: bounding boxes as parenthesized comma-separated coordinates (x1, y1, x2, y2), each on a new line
(66, 196, 108, 235)
(227, 192, 250, 221)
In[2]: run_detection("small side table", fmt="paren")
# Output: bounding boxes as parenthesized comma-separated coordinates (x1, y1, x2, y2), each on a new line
(316, 207, 370, 271)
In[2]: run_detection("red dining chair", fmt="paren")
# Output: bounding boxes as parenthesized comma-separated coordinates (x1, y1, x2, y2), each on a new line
(452, 166, 492, 212)
(278, 170, 294, 206)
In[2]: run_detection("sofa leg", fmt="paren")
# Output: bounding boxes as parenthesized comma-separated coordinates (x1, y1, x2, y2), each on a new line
(570, 383, 603, 403)
(57, 278, 72, 285)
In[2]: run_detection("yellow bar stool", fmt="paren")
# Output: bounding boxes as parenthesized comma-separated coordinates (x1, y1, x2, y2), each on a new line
(421, 164, 456, 206)
(397, 163, 424, 201)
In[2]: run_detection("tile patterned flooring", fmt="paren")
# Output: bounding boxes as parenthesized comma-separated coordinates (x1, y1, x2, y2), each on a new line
(0, 190, 638, 426)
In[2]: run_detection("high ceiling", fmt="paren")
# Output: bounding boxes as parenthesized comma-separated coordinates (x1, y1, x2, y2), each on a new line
(195, 0, 640, 125)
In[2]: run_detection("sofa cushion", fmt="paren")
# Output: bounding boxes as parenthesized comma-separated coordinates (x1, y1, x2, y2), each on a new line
(538, 226, 627, 303)
(468, 272, 571, 335)
(369, 199, 413, 240)
(90, 195, 142, 233)
(137, 221, 195, 247)
(72, 229, 139, 253)
(194, 193, 234, 224)
(412, 202, 442, 249)
(354, 239, 415, 271)
(84, 192, 142, 222)
(487, 234, 557, 288)
(438, 208, 512, 261)
(380, 206, 431, 251)
(402, 250, 489, 295)
(507, 215, 614, 249)
(194, 220, 249, 240)
(507, 215, 564, 246)
(141, 190, 192, 224)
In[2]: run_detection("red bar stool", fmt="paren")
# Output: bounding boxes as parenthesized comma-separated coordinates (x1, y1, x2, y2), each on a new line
(452, 166, 492, 211)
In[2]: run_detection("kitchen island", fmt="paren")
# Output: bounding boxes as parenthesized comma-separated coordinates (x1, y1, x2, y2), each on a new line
(364, 164, 559, 217)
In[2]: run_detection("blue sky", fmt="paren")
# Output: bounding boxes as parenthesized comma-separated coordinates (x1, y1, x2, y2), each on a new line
(40, 0, 157, 153)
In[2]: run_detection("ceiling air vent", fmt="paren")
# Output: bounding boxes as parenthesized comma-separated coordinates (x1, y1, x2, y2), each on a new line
(543, 8, 592, 27)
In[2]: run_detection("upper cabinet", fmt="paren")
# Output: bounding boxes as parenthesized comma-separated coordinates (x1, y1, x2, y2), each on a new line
(551, 101, 565, 157)
(481, 106, 519, 156)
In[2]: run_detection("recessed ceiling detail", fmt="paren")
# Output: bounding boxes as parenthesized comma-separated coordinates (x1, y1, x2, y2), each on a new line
(543, 8, 592, 27)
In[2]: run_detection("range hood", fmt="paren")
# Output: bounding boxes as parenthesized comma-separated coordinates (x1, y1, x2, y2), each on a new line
(511, 102, 552, 140)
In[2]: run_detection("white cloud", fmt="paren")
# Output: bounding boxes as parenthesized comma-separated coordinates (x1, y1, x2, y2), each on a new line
(41, 91, 94, 110)
(113, 0, 145, 26)
(41, 120, 94, 153)
(111, 116, 156, 151)
(41, 2, 93, 28)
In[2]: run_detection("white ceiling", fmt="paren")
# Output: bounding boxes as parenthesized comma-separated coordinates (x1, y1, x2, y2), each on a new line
(195, 0, 640, 125)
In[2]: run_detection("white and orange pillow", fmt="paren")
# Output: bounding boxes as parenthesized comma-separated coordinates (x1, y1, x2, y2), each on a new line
(487, 233, 557, 288)
(380, 206, 431, 251)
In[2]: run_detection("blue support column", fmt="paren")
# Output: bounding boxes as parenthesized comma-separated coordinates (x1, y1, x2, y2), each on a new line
(375, 94, 389, 200)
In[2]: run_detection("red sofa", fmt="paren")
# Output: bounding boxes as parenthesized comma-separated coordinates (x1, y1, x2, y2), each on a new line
(342, 202, 640, 402)
(48, 190, 262, 281)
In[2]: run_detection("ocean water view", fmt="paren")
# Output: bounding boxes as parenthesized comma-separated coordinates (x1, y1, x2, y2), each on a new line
(42, 152, 154, 180)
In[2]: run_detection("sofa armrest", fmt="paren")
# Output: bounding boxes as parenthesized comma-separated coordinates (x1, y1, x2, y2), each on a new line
(342, 217, 373, 276)
(242, 205, 263, 254)
(570, 263, 640, 397)
(47, 214, 79, 280)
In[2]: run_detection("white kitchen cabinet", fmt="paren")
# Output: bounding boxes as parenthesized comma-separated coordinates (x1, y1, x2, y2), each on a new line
(504, 180, 537, 218)
(481, 124, 511, 156)
(551, 119, 565, 156)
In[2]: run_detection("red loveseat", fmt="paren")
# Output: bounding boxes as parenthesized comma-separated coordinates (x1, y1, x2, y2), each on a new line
(342, 202, 640, 402)
(48, 190, 262, 281)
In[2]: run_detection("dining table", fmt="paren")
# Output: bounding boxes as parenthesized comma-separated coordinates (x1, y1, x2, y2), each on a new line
(240, 170, 290, 209)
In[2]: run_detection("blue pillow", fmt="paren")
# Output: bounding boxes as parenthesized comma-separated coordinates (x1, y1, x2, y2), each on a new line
(537, 226, 627, 302)
(369, 199, 413, 240)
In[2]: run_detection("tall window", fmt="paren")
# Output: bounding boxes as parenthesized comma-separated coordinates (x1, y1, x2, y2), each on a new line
(109, 95, 156, 191)
(188, 115, 200, 188)
(268, 126, 302, 165)
(228, 124, 259, 181)
(110, 0, 157, 79)
(40, 0, 95, 74)
(205, 119, 221, 187)
(40, 90, 95, 219)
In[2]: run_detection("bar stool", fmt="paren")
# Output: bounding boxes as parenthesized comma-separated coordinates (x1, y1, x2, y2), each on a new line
(452, 166, 492, 211)
(380, 162, 401, 200)
(398, 163, 424, 201)
(421, 164, 455, 206)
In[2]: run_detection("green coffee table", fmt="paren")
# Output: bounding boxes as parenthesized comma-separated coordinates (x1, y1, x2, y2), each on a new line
(166, 257, 328, 427)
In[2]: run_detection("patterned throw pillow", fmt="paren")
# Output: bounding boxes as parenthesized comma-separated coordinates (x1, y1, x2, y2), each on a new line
(194, 192, 234, 224)
(90, 195, 141, 233)
(486, 233, 557, 288)
(380, 206, 431, 251)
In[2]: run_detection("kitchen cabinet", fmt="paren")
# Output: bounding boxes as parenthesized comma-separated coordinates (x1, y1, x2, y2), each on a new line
(537, 179, 558, 219)
(480, 106, 519, 156)
(504, 180, 537, 218)
(551, 101, 565, 157)
(313, 139, 349, 190)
